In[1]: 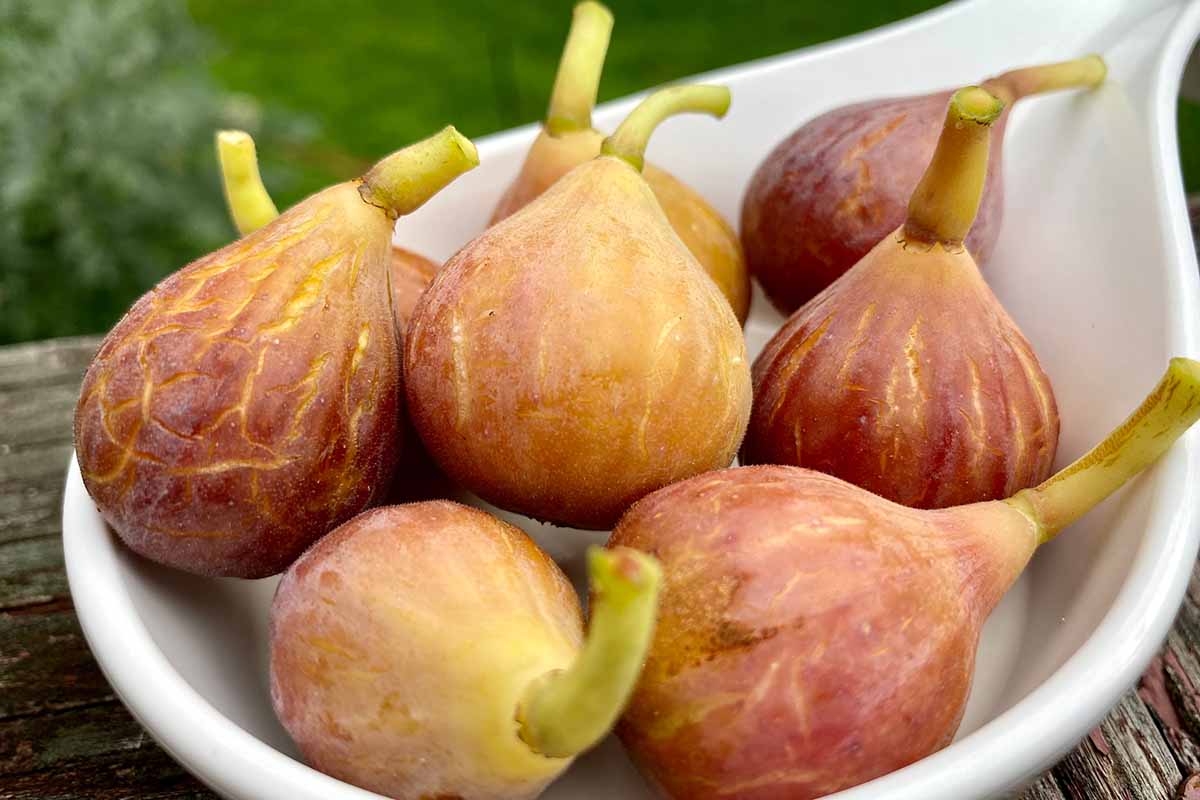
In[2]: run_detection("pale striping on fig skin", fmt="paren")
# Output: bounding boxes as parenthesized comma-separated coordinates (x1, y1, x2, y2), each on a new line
(405, 154, 751, 530)
(741, 91, 1006, 314)
(75, 182, 401, 577)
(610, 466, 1036, 800)
(212, 128, 449, 505)
(744, 230, 1059, 508)
(741, 54, 1105, 315)
(742, 87, 1060, 509)
(493, 127, 752, 324)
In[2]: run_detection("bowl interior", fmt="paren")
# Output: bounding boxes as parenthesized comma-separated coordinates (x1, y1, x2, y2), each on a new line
(70, 0, 1200, 797)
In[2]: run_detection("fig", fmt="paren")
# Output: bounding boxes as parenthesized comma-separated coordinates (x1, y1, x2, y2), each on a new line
(742, 87, 1059, 509)
(75, 127, 479, 577)
(270, 501, 661, 800)
(742, 54, 1106, 313)
(216, 130, 440, 338)
(491, 1, 750, 323)
(611, 357, 1200, 800)
(405, 85, 752, 530)
(215, 131, 451, 504)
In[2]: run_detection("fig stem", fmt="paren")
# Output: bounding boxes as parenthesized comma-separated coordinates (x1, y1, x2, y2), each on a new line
(1007, 358, 1200, 543)
(216, 130, 278, 236)
(516, 546, 662, 759)
(600, 85, 731, 172)
(982, 54, 1107, 106)
(546, 1, 614, 137)
(903, 86, 1004, 247)
(359, 126, 479, 219)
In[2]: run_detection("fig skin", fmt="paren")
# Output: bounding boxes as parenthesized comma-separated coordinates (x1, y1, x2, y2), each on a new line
(609, 465, 1035, 800)
(741, 91, 1005, 314)
(493, 127, 751, 324)
(742, 228, 1059, 508)
(614, 358, 1200, 799)
(384, 245, 452, 503)
(270, 501, 584, 800)
(389, 245, 438, 334)
(406, 156, 751, 530)
(75, 182, 400, 578)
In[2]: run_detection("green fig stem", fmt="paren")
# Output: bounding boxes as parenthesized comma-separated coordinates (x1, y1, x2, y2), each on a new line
(903, 86, 1004, 247)
(600, 85, 731, 172)
(359, 126, 479, 219)
(1006, 358, 1200, 544)
(982, 54, 1107, 107)
(216, 130, 278, 236)
(546, 1, 614, 137)
(516, 546, 661, 759)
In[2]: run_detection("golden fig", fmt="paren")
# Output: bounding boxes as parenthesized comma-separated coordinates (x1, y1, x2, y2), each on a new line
(75, 128, 478, 577)
(216, 130, 441, 339)
(405, 86, 751, 530)
(743, 87, 1059, 509)
(612, 358, 1200, 799)
(271, 501, 660, 799)
(741, 55, 1106, 313)
(491, 1, 750, 323)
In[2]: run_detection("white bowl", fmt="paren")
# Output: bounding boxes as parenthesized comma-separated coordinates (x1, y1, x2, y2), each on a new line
(64, 0, 1200, 797)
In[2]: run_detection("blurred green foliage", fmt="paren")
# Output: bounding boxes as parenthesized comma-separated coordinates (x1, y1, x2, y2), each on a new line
(0, 0, 310, 344)
(188, 0, 949, 207)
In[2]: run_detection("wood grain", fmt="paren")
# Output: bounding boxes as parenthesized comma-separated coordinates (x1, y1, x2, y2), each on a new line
(3, 318, 1200, 799)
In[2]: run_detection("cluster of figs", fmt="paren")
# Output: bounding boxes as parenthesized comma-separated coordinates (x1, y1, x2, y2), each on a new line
(73, 4, 1200, 799)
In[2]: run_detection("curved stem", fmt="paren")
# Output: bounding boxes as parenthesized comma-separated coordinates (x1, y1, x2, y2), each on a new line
(600, 85, 731, 172)
(1006, 358, 1200, 544)
(546, 1, 614, 136)
(359, 126, 479, 219)
(903, 86, 1004, 247)
(982, 54, 1106, 107)
(216, 130, 278, 236)
(516, 546, 661, 759)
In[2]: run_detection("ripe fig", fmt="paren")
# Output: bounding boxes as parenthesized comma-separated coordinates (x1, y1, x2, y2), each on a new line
(611, 357, 1200, 800)
(75, 127, 478, 577)
(216, 130, 440, 338)
(492, 1, 750, 323)
(405, 85, 752, 530)
(741, 54, 1106, 313)
(270, 501, 660, 800)
(743, 87, 1058, 509)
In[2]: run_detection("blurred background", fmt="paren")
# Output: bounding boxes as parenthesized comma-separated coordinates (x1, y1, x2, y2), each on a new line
(1, 0, 1197, 346)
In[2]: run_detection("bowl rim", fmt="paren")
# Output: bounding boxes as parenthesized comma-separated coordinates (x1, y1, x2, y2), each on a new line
(62, 0, 1200, 798)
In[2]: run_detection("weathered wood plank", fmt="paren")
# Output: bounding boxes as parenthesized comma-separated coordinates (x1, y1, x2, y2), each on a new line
(0, 336, 97, 392)
(0, 606, 114, 720)
(0, 536, 67, 610)
(1022, 774, 1069, 800)
(0, 750, 210, 800)
(1052, 695, 1182, 799)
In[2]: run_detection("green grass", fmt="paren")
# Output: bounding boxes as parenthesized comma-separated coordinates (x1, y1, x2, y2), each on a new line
(187, 0, 950, 206)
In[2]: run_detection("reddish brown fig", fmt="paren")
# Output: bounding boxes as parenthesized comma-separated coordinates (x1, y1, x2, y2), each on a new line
(216, 131, 449, 502)
(492, 1, 751, 323)
(743, 87, 1059, 509)
(406, 85, 751, 530)
(611, 357, 1200, 800)
(741, 54, 1106, 313)
(74, 128, 478, 578)
(271, 501, 661, 800)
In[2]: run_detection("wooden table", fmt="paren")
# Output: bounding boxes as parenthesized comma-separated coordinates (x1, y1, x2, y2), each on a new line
(3, 332, 1200, 800)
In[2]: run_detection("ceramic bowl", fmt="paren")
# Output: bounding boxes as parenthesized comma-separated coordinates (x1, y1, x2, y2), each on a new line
(63, 0, 1200, 797)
